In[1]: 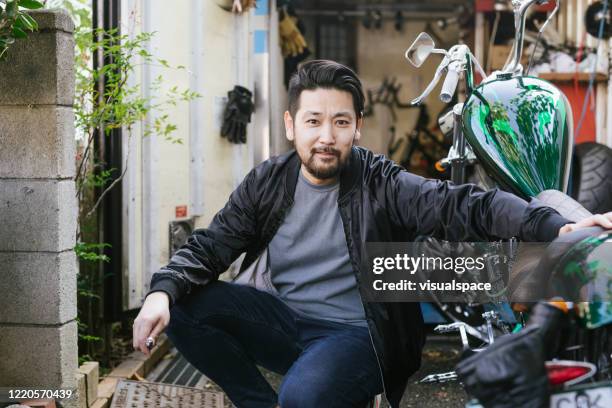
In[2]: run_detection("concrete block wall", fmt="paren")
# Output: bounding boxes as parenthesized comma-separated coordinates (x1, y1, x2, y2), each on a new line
(0, 7, 78, 402)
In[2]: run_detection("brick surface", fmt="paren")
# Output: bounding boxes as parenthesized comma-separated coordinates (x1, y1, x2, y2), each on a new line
(0, 251, 76, 325)
(0, 106, 76, 179)
(77, 361, 99, 406)
(29, 9, 75, 33)
(0, 179, 77, 252)
(72, 372, 87, 408)
(0, 10, 74, 106)
(0, 321, 78, 389)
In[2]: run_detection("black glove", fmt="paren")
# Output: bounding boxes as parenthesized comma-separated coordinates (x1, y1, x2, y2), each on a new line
(221, 85, 254, 144)
(527, 301, 567, 359)
(455, 302, 567, 408)
(456, 325, 549, 408)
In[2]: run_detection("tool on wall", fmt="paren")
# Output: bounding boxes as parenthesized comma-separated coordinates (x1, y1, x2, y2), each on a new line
(363, 77, 412, 121)
(362, 9, 383, 30)
(232, 0, 257, 14)
(214, 0, 256, 14)
(394, 11, 404, 32)
(389, 105, 450, 178)
(279, 7, 308, 58)
(278, 3, 310, 87)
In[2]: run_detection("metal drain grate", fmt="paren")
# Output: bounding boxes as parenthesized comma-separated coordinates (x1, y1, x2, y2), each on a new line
(153, 352, 204, 387)
(110, 379, 224, 408)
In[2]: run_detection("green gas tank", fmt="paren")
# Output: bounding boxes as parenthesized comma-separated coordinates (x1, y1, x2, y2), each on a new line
(462, 74, 573, 198)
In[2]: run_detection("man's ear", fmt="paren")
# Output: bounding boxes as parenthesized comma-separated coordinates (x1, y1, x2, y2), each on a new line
(354, 116, 363, 142)
(284, 111, 294, 142)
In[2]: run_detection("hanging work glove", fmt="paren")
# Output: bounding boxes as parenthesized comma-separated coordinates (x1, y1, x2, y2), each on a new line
(232, 0, 257, 14)
(279, 10, 307, 57)
(281, 7, 310, 87)
(455, 302, 567, 408)
(221, 85, 254, 144)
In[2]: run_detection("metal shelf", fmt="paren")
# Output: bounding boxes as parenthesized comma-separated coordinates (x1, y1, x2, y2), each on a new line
(538, 72, 609, 82)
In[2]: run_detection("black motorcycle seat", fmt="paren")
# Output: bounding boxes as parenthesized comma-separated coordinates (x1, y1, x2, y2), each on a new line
(509, 226, 606, 302)
(508, 190, 594, 302)
(534, 189, 593, 222)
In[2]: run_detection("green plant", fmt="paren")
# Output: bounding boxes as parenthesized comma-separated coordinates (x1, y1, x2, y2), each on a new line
(75, 242, 105, 358)
(47, 0, 200, 364)
(76, 26, 198, 362)
(0, 0, 44, 59)
(74, 27, 199, 222)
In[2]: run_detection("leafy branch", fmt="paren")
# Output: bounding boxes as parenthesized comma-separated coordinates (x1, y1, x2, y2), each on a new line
(41, 1, 199, 363)
(72, 26, 200, 240)
(0, 0, 44, 60)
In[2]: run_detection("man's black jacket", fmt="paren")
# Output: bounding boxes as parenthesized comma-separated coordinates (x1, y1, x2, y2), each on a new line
(148, 146, 569, 407)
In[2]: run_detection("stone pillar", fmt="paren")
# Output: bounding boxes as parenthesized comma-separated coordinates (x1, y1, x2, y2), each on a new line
(0, 8, 78, 402)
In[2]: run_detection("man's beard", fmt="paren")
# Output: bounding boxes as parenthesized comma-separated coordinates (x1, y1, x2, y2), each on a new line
(301, 146, 348, 180)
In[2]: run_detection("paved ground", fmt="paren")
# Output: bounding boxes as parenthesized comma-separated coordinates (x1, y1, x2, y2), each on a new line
(198, 334, 470, 407)
(399, 336, 469, 407)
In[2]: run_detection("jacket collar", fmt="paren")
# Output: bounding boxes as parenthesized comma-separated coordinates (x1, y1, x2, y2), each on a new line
(284, 147, 361, 203)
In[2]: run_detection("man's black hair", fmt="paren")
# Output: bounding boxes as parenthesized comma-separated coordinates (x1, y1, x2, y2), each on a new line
(287, 60, 365, 119)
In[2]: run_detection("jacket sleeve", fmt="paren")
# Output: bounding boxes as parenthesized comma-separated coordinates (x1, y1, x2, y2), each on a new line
(388, 171, 570, 243)
(146, 168, 259, 307)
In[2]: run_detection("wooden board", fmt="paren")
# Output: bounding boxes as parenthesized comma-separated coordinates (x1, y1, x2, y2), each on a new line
(538, 72, 608, 83)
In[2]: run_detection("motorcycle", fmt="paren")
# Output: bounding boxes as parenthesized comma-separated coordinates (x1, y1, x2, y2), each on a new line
(404, 0, 612, 405)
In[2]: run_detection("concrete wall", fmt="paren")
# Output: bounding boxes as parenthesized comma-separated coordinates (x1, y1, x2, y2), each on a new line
(0, 7, 78, 399)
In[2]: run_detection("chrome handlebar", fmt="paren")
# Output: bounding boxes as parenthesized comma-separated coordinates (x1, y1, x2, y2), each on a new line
(502, 0, 560, 74)
(408, 0, 557, 105)
(410, 44, 486, 105)
(410, 54, 450, 105)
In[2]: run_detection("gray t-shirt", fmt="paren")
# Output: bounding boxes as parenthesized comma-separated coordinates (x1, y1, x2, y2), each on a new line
(268, 170, 367, 327)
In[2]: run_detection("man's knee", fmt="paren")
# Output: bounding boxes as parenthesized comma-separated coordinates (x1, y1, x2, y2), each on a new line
(165, 302, 197, 344)
(169, 280, 237, 323)
(165, 298, 228, 354)
(165, 284, 225, 340)
(278, 374, 336, 407)
(166, 281, 266, 342)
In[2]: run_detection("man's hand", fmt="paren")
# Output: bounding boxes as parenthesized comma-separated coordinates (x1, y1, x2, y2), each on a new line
(132, 291, 170, 355)
(559, 211, 612, 235)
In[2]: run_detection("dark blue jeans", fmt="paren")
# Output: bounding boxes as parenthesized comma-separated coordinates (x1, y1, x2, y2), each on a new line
(165, 280, 384, 408)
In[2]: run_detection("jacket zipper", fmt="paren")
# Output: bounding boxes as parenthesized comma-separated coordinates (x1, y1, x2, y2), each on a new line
(339, 203, 390, 407)
(365, 317, 388, 407)
(357, 268, 390, 406)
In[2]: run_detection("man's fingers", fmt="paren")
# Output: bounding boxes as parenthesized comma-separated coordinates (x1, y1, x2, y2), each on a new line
(133, 318, 155, 354)
(584, 214, 612, 229)
(133, 320, 145, 351)
(149, 318, 167, 345)
(132, 325, 138, 350)
(559, 212, 612, 235)
(563, 213, 612, 234)
(597, 213, 612, 228)
(139, 322, 152, 355)
(132, 320, 143, 350)
(139, 321, 164, 356)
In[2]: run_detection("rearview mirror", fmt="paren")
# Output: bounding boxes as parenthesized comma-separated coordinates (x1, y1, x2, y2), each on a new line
(405, 32, 435, 67)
